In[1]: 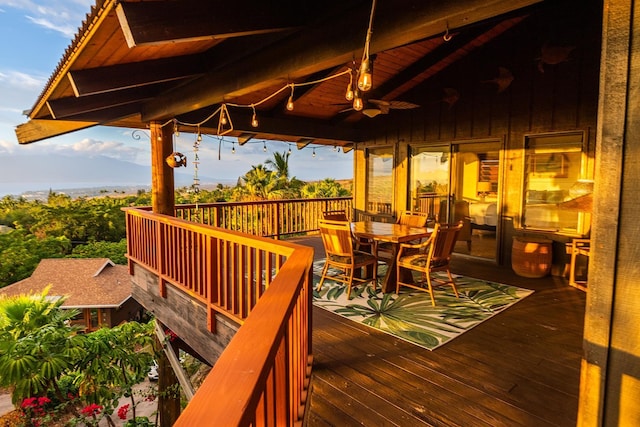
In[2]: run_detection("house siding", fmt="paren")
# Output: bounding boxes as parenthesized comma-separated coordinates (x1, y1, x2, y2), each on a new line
(353, 0, 601, 270)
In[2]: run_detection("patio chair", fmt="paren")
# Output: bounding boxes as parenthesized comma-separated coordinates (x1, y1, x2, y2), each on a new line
(323, 209, 376, 254)
(322, 210, 349, 221)
(317, 219, 379, 299)
(397, 210, 429, 227)
(377, 210, 429, 259)
(395, 221, 463, 306)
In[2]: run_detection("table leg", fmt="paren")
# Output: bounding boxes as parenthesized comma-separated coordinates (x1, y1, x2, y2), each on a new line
(379, 244, 413, 293)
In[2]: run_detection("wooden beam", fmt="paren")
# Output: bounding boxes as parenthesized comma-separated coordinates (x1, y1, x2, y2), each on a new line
(150, 121, 175, 216)
(115, 0, 303, 47)
(15, 119, 97, 144)
(47, 83, 172, 119)
(68, 55, 204, 97)
(578, 0, 636, 425)
(46, 103, 143, 124)
(142, 0, 543, 121)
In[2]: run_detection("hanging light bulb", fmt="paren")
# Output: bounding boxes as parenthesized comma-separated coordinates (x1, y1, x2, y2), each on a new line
(263, 141, 267, 152)
(196, 133, 202, 143)
(345, 70, 354, 101)
(232, 143, 235, 154)
(333, 145, 337, 151)
(287, 145, 292, 155)
(358, 0, 376, 92)
(220, 109, 228, 125)
(173, 120, 180, 137)
(357, 59, 373, 92)
(353, 89, 364, 111)
(312, 148, 316, 158)
(286, 85, 295, 111)
(251, 106, 259, 128)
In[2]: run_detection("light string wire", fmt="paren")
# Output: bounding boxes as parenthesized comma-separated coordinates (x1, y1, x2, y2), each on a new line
(160, 0, 377, 157)
(168, 68, 353, 130)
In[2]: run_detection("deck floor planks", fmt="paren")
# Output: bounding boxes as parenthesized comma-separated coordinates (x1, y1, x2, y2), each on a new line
(312, 312, 491, 426)
(299, 237, 584, 426)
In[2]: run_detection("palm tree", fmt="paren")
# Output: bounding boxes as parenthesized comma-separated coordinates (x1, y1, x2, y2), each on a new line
(239, 164, 279, 200)
(265, 151, 290, 181)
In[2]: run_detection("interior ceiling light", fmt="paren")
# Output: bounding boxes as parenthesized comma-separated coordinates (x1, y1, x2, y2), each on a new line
(362, 107, 382, 118)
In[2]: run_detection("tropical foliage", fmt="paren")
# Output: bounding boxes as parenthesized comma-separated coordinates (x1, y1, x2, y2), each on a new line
(0, 155, 351, 288)
(0, 291, 156, 425)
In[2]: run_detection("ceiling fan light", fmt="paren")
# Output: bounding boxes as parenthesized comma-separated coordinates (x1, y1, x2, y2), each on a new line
(362, 107, 382, 118)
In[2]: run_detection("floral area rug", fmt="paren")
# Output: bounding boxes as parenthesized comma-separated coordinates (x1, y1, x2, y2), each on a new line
(312, 260, 533, 350)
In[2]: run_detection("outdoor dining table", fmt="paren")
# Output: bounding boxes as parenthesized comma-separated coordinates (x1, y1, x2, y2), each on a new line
(351, 221, 433, 293)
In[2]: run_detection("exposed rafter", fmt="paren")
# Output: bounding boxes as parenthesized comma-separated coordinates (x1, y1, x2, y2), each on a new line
(16, 119, 97, 145)
(47, 83, 174, 119)
(115, 0, 305, 47)
(141, 0, 543, 121)
(68, 55, 205, 97)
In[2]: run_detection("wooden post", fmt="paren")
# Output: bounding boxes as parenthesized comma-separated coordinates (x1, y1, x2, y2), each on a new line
(578, 1, 640, 425)
(155, 322, 182, 426)
(150, 121, 175, 216)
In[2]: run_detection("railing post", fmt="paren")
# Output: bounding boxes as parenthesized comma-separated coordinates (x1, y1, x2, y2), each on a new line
(157, 221, 167, 298)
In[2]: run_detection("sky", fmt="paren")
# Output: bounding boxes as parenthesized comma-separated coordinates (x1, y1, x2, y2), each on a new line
(0, 1, 353, 196)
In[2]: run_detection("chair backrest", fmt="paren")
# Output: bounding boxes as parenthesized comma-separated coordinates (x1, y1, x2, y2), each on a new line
(397, 210, 429, 227)
(427, 221, 464, 265)
(318, 219, 354, 257)
(322, 210, 349, 221)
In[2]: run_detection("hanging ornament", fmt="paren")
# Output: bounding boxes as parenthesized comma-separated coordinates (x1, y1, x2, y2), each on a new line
(166, 152, 187, 168)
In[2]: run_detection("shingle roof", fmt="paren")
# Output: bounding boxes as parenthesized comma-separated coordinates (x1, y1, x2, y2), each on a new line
(0, 258, 132, 308)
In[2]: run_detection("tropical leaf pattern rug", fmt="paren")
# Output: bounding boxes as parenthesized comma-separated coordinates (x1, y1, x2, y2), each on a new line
(312, 260, 533, 350)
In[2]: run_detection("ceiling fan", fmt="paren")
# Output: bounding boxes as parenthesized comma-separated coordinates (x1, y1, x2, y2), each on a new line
(339, 99, 420, 118)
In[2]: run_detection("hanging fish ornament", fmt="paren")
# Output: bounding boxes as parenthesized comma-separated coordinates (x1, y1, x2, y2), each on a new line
(166, 152, 187, 168)
(482, 67, 514, 93)
(442, 88, 460, 108)
(537, 44, 575, 73)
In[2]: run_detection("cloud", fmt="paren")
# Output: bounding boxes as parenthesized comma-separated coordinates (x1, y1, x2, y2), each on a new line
(0, 0, 93, 38)
(0, 70, 45, 88)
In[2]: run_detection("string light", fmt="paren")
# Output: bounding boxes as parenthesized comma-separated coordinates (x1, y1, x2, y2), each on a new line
(162, 2, 377, 135)
(286, 85, 295, 111)
(287, 145, 292, 155)
(357, 0, 377, 92)
(231, 142, 235, 154)
(220, 108, 228, 125)
(263, 141, 267, 152)
(353, 88, 364, 111)
(345, 69, 354, 101)
(251, 105, 259, 127)
(312, 148, 316, 157)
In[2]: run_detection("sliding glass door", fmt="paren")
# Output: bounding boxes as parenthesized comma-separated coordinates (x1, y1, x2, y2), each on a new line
(410, 141, 502, 260)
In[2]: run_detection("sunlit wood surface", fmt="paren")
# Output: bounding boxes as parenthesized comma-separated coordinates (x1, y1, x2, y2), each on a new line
(290, 236, 585, 427)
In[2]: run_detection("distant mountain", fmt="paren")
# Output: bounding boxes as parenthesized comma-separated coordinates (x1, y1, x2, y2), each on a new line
(0, 154, 231, 196)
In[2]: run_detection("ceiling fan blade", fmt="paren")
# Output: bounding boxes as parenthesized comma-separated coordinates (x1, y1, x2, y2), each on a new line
(388, 101, 420, 109)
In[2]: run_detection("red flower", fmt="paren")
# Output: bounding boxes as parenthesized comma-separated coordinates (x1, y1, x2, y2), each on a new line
(37, 397, 51, 406)
(117, 404, 130, 420)
(21, 397, 37, 409)
(81, 403, 103, 417)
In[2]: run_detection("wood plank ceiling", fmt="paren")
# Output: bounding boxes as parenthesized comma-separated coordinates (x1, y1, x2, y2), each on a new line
(16, 0, 543, 146)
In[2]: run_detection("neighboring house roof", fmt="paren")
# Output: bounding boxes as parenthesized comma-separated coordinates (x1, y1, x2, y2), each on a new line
(0, 258, 132, 309)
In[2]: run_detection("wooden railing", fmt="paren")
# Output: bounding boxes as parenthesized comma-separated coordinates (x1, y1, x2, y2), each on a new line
(124, 208, 313, 425)
(174, 197, 352, 238)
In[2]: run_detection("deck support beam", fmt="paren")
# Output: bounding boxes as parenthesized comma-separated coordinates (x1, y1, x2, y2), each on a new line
(150, 121, 175, 216)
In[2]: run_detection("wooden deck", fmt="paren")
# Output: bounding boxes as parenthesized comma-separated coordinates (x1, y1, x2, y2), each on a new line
(289, 236, 585, 427)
